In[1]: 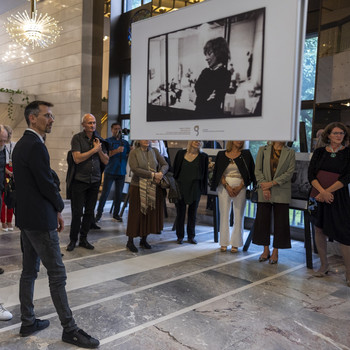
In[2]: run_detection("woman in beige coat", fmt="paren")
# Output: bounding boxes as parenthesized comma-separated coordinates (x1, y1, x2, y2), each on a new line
(252, 142, 295, 264)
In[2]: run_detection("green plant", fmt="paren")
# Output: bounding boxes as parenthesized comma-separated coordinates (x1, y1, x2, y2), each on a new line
(0, 87, 30, 121)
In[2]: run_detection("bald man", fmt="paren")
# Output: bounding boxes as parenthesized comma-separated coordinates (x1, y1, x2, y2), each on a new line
(67, 114, 108, 252)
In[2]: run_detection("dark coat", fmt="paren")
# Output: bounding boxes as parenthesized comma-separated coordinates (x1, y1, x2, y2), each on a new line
(12, 130, 64, 230)
(210, 149, 256, 191)
(173, 149, 208, 195)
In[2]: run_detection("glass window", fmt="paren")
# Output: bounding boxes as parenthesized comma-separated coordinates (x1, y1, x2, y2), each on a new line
(124, 0, 141, 12)
(291, 109, 313, 153)
(301, 34, 318, 101)
(121, 74, 131, 114)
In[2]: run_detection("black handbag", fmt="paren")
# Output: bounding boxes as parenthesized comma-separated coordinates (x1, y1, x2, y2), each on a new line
(246, 187, 258, 203)
(241, 154, 258, 203)
(159, 173, 171, 189)
(4, 177, 16, 209)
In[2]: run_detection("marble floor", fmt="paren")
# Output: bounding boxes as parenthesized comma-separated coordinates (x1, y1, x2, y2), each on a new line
(0, 201, 350, 350)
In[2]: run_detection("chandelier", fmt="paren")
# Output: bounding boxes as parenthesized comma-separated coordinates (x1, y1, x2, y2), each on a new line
(5, 0, 62, 49)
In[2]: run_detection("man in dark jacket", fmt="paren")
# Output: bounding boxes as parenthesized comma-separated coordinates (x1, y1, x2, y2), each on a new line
(12, 101, 99, 348)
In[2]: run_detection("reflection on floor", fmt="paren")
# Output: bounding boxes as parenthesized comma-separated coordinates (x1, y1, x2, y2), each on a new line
(0, 201, 350, 349)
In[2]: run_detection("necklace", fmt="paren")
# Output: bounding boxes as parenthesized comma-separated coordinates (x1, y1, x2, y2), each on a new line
(328, 144, 342, 158)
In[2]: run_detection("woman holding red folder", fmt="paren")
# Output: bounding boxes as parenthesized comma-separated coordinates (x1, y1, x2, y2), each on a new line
(308, 122, 350, 286)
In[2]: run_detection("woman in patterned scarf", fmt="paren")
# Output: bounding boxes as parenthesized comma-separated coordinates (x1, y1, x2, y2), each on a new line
(126, 140, 168, 252)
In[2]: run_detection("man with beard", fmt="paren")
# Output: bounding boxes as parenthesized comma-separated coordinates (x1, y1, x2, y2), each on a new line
(12, 101, 99, 347)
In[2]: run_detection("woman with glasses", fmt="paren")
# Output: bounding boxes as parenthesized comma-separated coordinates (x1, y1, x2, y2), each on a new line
(308, 122, 350, 286)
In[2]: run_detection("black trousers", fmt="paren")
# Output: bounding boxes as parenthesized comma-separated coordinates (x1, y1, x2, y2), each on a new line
(70, 180, 100, 242)
(252, 202, 291, 249)
(175, 198, 200, 240)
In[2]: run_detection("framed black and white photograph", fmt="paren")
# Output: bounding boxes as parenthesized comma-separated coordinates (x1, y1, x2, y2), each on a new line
(131, 0, 308, 141)
(147, 8, 264, 121)
(290, 152, 312, 210)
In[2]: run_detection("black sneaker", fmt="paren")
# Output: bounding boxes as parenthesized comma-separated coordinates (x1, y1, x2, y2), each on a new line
(79, 239, 94, 250)
(62, 328, 100, 349)
(113, 215, 123, 222)
(188, 238, 197, 244)
(66, 241, 76, 252)
(20, 319, 50, 337)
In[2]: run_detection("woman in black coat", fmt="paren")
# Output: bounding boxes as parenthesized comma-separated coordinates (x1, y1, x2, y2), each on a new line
(173, 141, 208, 244)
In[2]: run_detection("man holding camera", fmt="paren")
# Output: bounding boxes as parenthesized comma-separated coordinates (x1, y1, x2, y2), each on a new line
(96, 122, 130, 222)
(67, 114, 109, 252)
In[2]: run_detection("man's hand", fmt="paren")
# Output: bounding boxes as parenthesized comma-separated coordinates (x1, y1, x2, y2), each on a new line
(93, 138, 102, 153)
(57, 212, 64, 233)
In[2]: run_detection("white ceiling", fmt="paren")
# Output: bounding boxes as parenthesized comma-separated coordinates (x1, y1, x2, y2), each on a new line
(0, 0, 27, 15)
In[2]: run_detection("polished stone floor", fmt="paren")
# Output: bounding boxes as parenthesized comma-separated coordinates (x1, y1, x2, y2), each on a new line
(0, 200, 350, 349)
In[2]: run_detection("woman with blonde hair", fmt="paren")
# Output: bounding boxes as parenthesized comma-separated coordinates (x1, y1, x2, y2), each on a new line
(211, 141, 256, 252)
(173, 141, 208, 244)
(253, 141, 295, 264)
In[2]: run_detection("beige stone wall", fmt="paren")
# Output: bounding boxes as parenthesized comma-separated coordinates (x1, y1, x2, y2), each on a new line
(0, 0, 84, 196)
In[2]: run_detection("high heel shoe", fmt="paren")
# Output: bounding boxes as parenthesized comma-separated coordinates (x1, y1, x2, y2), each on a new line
(258, 253, 270, 262)
(313, 266, 329, 277)
(220, 246, 227, 252)
(231, 247, 238, 253)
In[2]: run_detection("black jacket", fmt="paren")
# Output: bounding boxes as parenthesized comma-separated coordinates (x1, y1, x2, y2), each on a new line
(173, 149, 208, 195)
(12, 130, 64, 230)
(210, 149, 256, 191)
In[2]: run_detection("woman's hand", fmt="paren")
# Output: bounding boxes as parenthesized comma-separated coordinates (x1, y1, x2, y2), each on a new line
(316, 191, 333, 204)
(260, 181, 274, 191)
(154, 171, 163, 183)
(263, 189, 271, 201)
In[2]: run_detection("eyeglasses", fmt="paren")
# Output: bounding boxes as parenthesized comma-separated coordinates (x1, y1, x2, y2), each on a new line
(38, 113, 55, 120)
(331, 132, 345, 136)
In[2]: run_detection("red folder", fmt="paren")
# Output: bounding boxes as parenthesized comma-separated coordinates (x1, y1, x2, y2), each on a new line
(310, 170, 340, 197)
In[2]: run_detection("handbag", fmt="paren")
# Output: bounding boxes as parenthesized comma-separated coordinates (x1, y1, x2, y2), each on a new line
(241, 153, 258, 203)
(4, 177, 16, 209)
(160, 173, 171, 189)
(246, 187, 258, 203)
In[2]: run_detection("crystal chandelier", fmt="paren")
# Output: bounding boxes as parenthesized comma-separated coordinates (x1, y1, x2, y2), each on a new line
(5, 0, 62, 49)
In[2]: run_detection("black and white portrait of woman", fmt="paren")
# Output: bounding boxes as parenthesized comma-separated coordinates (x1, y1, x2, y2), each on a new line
(147, 8, 265, 121)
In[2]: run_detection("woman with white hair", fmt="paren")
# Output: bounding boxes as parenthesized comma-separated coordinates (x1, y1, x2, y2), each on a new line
(173, 141, 208, 244)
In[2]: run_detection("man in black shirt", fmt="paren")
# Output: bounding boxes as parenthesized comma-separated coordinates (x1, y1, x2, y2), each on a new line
(67, 114, 108, 251)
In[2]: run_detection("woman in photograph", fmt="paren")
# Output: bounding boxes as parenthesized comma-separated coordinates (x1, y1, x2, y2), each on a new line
(253, 141, 295, 264)
(173, 141, 208, 244)
(308, 122, 350, 286)
(211, 141, 256, 252)
(126, 140, 169, 252)
(195, 37, 231, 115)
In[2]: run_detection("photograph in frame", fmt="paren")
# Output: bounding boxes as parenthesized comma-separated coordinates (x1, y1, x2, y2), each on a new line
(131, 0, 308, 141)
(147, 8, 265, 121)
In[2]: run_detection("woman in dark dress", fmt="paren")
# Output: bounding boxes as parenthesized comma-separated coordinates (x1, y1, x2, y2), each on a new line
(173, 141, 208, 244)
(195, 37, 231, 115)
(308, 122, 350, 286)
(126, 140, 168, 252)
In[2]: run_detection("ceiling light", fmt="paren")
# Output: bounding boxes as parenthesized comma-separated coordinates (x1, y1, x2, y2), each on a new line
(5, 0, 62, 49)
